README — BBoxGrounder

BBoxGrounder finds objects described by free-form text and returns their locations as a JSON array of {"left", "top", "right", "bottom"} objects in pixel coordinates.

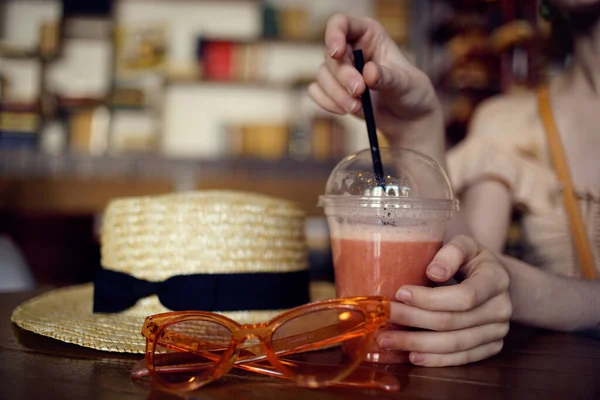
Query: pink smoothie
[
  {"left": 332, "top": 238, "right": 442, "bottom": 299},
  {"left": 331, "top": 237, "right": 442, "bottom": 363}
]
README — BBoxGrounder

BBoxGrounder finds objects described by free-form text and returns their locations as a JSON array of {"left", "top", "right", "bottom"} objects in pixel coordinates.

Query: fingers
[
  {"left": 323, "top": 46, "right": 366, "bottom": 96},
  {"left": 394, "top": 235, "right": 510, "bottom": 313},
  {"left": 362, "top": 62, "right": 406, "bottom": 94},
  {"left": 396, "top": 258, "right": 509, "bottom": 312},
  {"left": 389, "top": 292, "right": 513, "bottom": 332},
  {"left": 377, "top": 322, "right": 509, "bottom": 355},
  {"left": 325, "top": 14, "right": 373, "bottom": 60},
  {"left": 425, "top": 235, "right": 481, "bottom": 282},
  {"left": 307, "top": 83, "right": 346, "bottom": 115},
  {"left": 314, "top": 64, "right": 362, "bottom": 113},
  {"left": 319, "top": 13, "right": 428, "bottom": 119},
  {"left": 409, "top": 340, "right": 504, "bottom": 367}
]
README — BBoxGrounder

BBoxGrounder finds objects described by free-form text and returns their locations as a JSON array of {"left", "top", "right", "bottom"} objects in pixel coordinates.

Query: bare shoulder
[{"left": 468, "top": 91, "right": 540, "bottom": 139}]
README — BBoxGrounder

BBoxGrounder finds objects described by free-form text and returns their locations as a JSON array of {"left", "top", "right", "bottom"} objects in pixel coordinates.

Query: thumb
[
  {"left": 425, "top": 235, "right": 481, "bottom": 283},
  {"left": 362, "top": 61, "right": 411, "bottom": 97},
  {"left": 361, "top": 61, "right": 434, "bottom": 117}
]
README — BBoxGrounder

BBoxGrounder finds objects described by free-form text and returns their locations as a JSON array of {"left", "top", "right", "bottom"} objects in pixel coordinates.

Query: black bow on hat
[{"left": 93, "top": 267, "right": 310, "bottom": 314}]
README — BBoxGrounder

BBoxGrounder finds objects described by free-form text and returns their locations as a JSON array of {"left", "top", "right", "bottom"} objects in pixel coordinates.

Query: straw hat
[{"left": 12, "top": 190, "right": 333, "bottom": 354}]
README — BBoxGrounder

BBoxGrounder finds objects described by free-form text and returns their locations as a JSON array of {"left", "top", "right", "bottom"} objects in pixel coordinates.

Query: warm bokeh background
[{"left": 0, "top": 0, "right": 557, "bottom": 289}]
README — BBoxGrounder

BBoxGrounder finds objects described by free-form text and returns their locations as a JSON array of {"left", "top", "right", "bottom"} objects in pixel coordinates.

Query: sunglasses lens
[
  {"left": 271, "top": 308, "right": 368, "bottom": 383},
  {"left": 152, "top": 319, "right": 232, "bottom": 387}
]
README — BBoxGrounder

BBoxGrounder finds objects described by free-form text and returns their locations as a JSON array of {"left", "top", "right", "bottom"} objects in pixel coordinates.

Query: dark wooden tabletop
[{"left": 1, "top": 291, "right": 599, "bottom": 400}]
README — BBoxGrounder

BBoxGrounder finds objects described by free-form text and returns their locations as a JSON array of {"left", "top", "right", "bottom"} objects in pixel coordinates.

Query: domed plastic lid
[{"left": 318, "top": 148, "right": 459, "bottom": 211}]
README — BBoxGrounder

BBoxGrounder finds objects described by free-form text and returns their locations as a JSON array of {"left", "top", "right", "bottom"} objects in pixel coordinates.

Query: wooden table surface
[{"left": 1, "top": 290, "right": 599, "bottom": 399}]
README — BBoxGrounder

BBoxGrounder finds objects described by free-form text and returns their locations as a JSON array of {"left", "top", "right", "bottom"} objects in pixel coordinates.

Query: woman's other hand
[{"left": 377, "top": 235, "right": 512, "bottom": 366}]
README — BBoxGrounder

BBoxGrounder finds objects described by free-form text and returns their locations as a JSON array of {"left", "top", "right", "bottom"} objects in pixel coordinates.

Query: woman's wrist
[{"left": 386, "top": 108, "right": 447, "bottom": 170}]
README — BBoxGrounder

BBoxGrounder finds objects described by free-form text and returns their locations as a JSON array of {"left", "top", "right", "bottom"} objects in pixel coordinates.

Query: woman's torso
[
  {"left": 449, "top": 87, "right": 600, "bottom": 277},
  {"left": 519, "top": 83, "right": 600, "bottom": 276}
]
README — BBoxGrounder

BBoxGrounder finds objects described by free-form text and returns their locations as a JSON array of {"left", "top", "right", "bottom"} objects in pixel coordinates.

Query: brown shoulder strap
[{"left": 537, "top": 85, "right": 597, "bottom": 280}]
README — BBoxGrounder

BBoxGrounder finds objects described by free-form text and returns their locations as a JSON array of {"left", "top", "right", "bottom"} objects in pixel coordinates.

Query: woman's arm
[
  {"left": 444, "top": 95, "right": 515, "bottom": 253},
  {"left": 445, "top": 181, "right": 512, "bottom": 254},
  {"left": 502, "top": 254, "right": 600, "bottom": 332}
]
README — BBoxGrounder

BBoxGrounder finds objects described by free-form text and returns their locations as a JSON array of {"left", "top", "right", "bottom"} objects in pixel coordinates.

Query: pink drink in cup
[{"left": 319, "top": 148, "right": 458, "bottom": 363}]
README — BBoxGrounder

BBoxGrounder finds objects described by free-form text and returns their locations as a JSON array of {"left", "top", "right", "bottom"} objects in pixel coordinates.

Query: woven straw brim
[{"left": 11, "top": 282, "right": 336, "bottom": 354}]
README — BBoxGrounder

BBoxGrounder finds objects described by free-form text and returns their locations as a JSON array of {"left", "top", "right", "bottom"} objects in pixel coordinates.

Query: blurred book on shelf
[
  {"left": 0, "top": 45, "right": 39, "bottom": 59},
  {"left": 166, "top": 64, "right": 201, "bottom": 82},
  {"left": 0, "top": 101, "right": 38, "bottom": 113},
  {"left": 228, "top": 122, "right": 290, "bottom": 160},
  {"left": 288, "top": 120, "right": 311, "bottom": 161},
  {"left": 310, "top": 116, "right": 346, "bottom": 162},
  {"left": 0, "top": 132, "right": 37, "bottom": 149},
  {"left": 0, "top": 103, "right": 40, "bottom": 149},
  {"left": 234, "top": 42, "right": 261, "bottom": 82},
  {"left": 260, "top": 3, "right": 319, "bottom": 41},
  {"left": 196, "top": 39, "right": 261, "bottom": 83},
  {"left": 110, "top": 110, "right": 158, "bottom": 154},
  {"left": 113, "top": 132, "right": 157, "bottom": 154},
  {"left": 115, "top": 24, "right": 168, "bottom": 79},
  {"left": 68, "top": 107, "right": 109, "bottom": 155},
  {"left": 279, "top": 7, "right": 310, "bottom": 41},
  {"left": 198, "top": 40, "right": 236, "bottom": 81},
  {"left": 226, "top": 116, "right": 347, "bottom": 162},
  {"left": 111, "top": 86, "right": 146, "bottom": 110},
  {"left": 261, "top": 3, "right": 279, "bottom": 39},
  {"left": 0, "top": 111, "right": 39, "bottom": 133},
  {"left": 56, "top": 96, "right": 106, "bottom": 113},
  {"left": 69, "top": 109, "right": 95, "bottom": 153},
  {"left": 39, "top": 21, "right": 60, "bottom": 59}
]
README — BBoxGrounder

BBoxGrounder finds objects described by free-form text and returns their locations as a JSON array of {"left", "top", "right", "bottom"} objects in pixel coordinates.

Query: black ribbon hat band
[{"left": 93, "top": 267, "right": 310, "bottom": 314}]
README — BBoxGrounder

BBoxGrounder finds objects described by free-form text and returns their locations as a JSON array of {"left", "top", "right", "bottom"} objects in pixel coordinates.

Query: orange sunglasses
[{"left": 137, "top": 296, "right": 393, "bottom": 392}]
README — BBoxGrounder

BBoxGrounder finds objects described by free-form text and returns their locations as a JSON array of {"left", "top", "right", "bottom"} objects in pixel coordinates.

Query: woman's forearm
[{"left": 502, "top": 255, "right": 600, "bottom": 332}]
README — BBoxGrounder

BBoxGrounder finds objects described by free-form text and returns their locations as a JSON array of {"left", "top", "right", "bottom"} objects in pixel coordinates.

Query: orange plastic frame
[{"left": 140, "top": 296, "right": 390, "bottom": 392}]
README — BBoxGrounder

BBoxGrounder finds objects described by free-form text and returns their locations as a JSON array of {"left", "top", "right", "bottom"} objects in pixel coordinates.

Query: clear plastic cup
[{"left": 319, "top": 147, "right": 459, "bottom": 363}]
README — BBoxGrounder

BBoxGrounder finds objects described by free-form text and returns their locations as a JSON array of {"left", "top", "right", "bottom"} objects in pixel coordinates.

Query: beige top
[{"left": 447, "top": 93, "right": 600, "bottom": 278}]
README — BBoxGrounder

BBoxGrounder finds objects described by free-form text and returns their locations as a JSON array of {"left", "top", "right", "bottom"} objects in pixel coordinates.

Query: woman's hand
[
  {"left": 377, "top": 235, "right": 512, "bottom": 366},
  {"left": 309, "top": 14, "right": 446, "bottom": 166}
]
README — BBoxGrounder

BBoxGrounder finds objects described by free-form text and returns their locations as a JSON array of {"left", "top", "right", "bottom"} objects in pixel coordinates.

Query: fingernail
[
  {"left": 396, "top": 289, "right": 412, "bottom": 304},
  {"left": 410, "top": 353, "right": 424, "bottom": 364},
  {"left": 379, "top": 337, "right": 393, "bottom": 349},
  {"left": 347, "top": 100, "right": 360, "bottom": 113},
  {"left": 350, "top": 81, "right": 360, "bottom": 96},
  {"left": 427, "top": 264, "right": 448, "bottom": 280},
  {"left": 329, "top": 46, "right": 339, "bottom": 57}
]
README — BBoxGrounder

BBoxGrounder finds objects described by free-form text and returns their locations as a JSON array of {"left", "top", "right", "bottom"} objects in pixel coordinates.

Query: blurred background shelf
[
  {"left": 162, "top": 78, "right": 310, "bottom": 90},
  {"left": 1, "top": 0, "right": 409, "bottom": 219},
  {"left": 0, "top": 0, "right": 556, "bottom": 215},
  {"left": 0, "top": 149, "right": 335, "bottom": 214},
  {"left": 0, "top": 0, "right": 557, "bottom": 288},
  {"left": 1, "top": 0, "right": 406, "bottom": 191}
]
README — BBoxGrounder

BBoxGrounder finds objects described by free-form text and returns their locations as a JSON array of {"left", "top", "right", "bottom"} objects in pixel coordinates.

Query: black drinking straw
[{"left": 353, "top": 49, "right": 386, "bottom": 189}]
